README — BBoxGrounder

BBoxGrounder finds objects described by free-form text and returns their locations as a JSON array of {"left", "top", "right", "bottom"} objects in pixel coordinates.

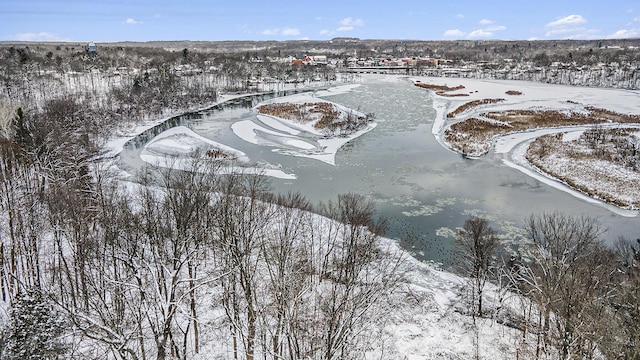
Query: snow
[
  {"left": 138, "top": 126, "right": 297, "bottom": 179},
  {"left": 413, "top": 76, "right": 640, "bottom": 136},
  {"left": 494, "top": 124, "right": 640, "bottom": 217},
  {"left": 101, "top": 93, "right": 256, "bottom": 159},
  {"left": 187, "top": 228, "right": 533, "bottom": 359},
  {"left": 562, "top": 130, "right": 584, "bottom": 142},
  {"left": 231, "top": 91, "right": 377, "bottom": 166},
  {"left": 413, "top": 76, "right": 640, "bottom": 216},
  {"left": 256, "top": 114, "right": 302, "bottom": 135},
  {"left": 366, "top": 238, "right": 531, "bottom": 359}
]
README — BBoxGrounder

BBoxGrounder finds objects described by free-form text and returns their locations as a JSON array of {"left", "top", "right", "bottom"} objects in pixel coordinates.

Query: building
[{"left": 86, "top": 42, "right": 97, "bottom": 54}]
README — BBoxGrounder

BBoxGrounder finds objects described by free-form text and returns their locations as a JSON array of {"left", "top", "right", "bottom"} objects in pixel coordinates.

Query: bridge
[{"left": 346, "top": 66, "right": 414, "bottom": 74}]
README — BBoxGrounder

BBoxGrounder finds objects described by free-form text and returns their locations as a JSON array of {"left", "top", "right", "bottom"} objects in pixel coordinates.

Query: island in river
[{"left": 413, "top": 76, "right": 640, "bottom": 211}]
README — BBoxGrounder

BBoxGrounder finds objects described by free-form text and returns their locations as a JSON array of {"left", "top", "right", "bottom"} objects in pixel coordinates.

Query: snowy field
[
  {"left": 369, "top": 241, "right": 531, "bottom": 360},
  {"left": 234, "top": 90, "right": 376, "bottom": 165},
  {"left": 94, "top": 82, "right": 536, "bottom": 359},
  {"left": 412, "top": 76, "right": 640, "bottom": 214},
  {"left": 106, "top": 85, "right": 376, "bottom": 181}
]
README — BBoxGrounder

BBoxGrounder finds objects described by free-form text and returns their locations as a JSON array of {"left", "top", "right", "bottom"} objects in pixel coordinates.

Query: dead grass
[
  {"left": 526, "top": 132, "right": 640, "bottom": 209},
  {"left": 414, "top": 83, "right": 465, "bottom": 92},
  {"left": 436, "top": 91, "right": 469, "bottom": 97},
  {"left": 444, "top": 118, "right": 511, "bottom": 155},
  {"left": 444, "top": 107, "right": 640, "bottom": 157},
  {"left": 257, "top": 102, "right": 341, "bottom": 129},
  {"left": 256, "top": 101, "right": 368, "bottom": 133},
  {"left": 447, "top": 98, "right": 505, "bottom": 118},
  {"left": 414, "top": 82, "right": 469, "bottom": 97},
  {"left": 505, "top": 90, "right": 522, "bottom": 95},
  {"left": 585, "top": 106, "right": 640, "bottom": 123}
]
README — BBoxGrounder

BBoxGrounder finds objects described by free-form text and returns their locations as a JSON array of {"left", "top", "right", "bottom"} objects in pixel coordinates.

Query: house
[
  {"left": 313, "top": 55, "right": 327, "bottom": 64},
  {"left": 86, "top": 42, "right": 97, "bottom": 54}
]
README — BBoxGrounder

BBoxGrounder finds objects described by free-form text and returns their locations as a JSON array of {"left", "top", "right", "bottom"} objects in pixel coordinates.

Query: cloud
[
  {"left": 261, "top": 27, "right": 301, "bottom": 37},
  {"left": 452, "top": 22, "right": 505, "bottom": 39},
  {"left": 316, "top": 16, "right": 323, "bottom": 21},
  {"left": 486, "top": 25, "right": 506, "bottom": 32},
  {"left": 608, "top": 29, "right": 639, "bottom": 39},
  {"left": 339, "top": 17, "right": 364, "bottom": 27},
  {"left": 456, "top": 14, "right": 464, "bottom": 19},
  {"left": 545, "top": 14, "right": 586, "bottom": 28},
  {"left": 543, "top": 14, "right": 598, "bottom": 38},
  {"left": 261, "top": 28, "right": 278, "bottom": 36},
  {"left": 634, "top": 16, "right": 640, "bottom": 22},
  {"left": 321, "top": 17, "right": 364, "bottom": 34},
  {"left": 125, "top": 18, "right": 142, "bottom": 25},
  {"left": 467, "top": 29, "right": 493, "bottom": 39},
  {"left": 443, "top": 29, "right": 466, "bottom": 37},
  {"left": 12, "top": 32, "right": 71, "bottom": 41},
  {"left": 281, "top": 27, "right": 300, "bottom": 36}
]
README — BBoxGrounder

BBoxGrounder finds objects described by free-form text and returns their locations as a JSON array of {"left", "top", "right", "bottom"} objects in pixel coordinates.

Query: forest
[{"left": 0, "top": 41, "right": 639, "bottom": 359}]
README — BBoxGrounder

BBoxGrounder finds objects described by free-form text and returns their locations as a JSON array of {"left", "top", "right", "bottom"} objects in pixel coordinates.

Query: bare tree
[
  {"left": 605, "top": 237, "right": 640, "bottom": 359},
  {"left": 518, "top": 212, "right": 607, "bottom": 360},
  {"left": 212, "top": 171, "right": 273, "bottom": 360},
  {"left": 313, "top": 193, "right": 403, "bottom": 360},
  {"left": 454, "top": 216, "right": 499, "bottom": 317},
  {"left": 260, "top": 192, "right": 313, "bottom": 359}
]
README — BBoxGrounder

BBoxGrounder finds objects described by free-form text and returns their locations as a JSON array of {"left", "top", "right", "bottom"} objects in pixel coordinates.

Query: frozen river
[{"left": 118, "top": 75, "right": 639, "bottom": 263}]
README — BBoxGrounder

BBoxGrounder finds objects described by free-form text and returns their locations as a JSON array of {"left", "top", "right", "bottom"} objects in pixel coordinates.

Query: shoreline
[
  {"left": 103, "top": 82, "right": 376, "bottom": 180},
  {"left": 411, "top": 76, "right": 640, "bottom": 214}
]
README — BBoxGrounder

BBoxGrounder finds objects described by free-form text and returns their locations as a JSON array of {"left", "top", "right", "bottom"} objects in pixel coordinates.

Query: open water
[{"left": 119, "top": 75, "right": 639, "bottom": 264}]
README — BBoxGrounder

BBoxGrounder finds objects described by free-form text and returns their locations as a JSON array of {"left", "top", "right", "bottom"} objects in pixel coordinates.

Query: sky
[{"left": 1, "top": 0, "right": 639, "bottom": 43}]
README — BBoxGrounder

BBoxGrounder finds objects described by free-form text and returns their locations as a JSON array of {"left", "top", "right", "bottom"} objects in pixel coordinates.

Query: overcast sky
[{"left": 1, "top": 0, "right": 639, "bottom": 42}]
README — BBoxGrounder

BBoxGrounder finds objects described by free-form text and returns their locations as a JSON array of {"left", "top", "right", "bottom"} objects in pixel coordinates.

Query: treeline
[
  {"left": 454, "top": 216, "right": 640, "bottom": 359},
  {"left": 0, "top": 103, "right": 404, "bottom": 359},
  {"left": 2, "top": 41, "right": 640, "bottom": 359},
  {"left": 2, "top": 97, "right": 639, "bottom": 359},
  {"left": 1, "top": 45, "right": 221, "bottom": 123},
  {"left": 0, "top": 44, "right": 336, "bottom": 115}
]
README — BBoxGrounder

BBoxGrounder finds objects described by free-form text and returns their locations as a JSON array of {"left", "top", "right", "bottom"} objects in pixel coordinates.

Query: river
[{"left": 119, "top": 75, "right": 639, "bottom": 264}]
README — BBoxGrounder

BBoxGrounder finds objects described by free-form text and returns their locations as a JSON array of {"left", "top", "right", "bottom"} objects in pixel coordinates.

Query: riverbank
[
  {"left": 234, "top": 89, "right": 377, "bottom": 166},
  {"left": 412, "top": 76, "right": 640, "bottom": 212},
  {"left": 101, "top": 84, "right": 359, "bottom": 180}
]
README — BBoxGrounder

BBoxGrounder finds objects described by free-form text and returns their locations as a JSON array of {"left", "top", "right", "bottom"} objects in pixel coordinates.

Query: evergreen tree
[{"left": 1, "top": 289, "right": 68, "bottom": 360}]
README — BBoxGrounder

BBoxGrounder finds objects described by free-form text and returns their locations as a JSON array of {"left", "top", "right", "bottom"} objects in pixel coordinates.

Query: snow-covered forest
[{"left": 1, "top": 42, "right": 640, "bottom": 359}]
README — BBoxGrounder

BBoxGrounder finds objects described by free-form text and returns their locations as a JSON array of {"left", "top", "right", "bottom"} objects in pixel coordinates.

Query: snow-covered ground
[
  {"left": 102, "top": 92, "right": 255, "bottom": 158},
  {"left": 93, "top": 82, "right": 534, "bottom": 359},
  {"left": 233, "top": 90, "right": 376, "bottom": 165},
  {"left": 493, "top": 124, "right": 640, "bottom": 216},
  {"left": 373, "top": 241, "right": 531, "bottom": 360},
  {"left": 413, "top": 77, "right": 640, "bottom": 129},
  {"left": 412, "top": 76, "right": 640, "bottom": 215},
  {"left": 139, "top": 125, "right": 297, "bottom": 179},
  {"left": 190, "top": 236, "right": 532, "bottom": 359},
  {"left": 104, "top": 84, "right": 376, "bottom": 180}
]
